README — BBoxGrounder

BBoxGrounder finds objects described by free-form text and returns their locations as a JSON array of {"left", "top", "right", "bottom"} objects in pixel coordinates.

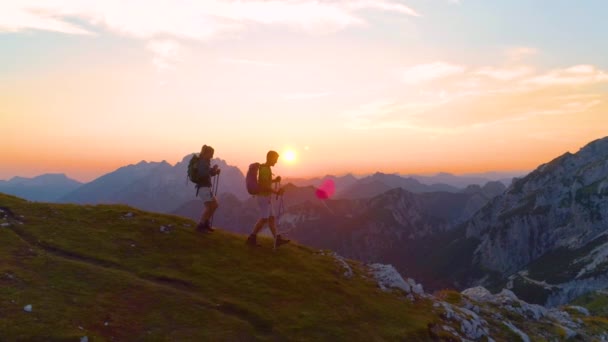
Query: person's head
[
  {"left": 201, "top": 145, "right": 214, "bottom": 159},
  {"left": 266, "top": 150, "right": 279, "bottom": 166}
]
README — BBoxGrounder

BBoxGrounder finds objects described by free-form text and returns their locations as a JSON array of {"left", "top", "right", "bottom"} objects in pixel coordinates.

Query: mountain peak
[{"left": 579, "top": 135, "right": 608, "bottom": 156}]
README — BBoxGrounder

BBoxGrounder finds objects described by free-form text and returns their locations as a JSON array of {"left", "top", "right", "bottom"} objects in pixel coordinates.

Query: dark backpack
[
  {"left": 187, "top": 154, "right": 209, "bottom": 186},
  {"left": 245, "top": 162, "right": 260, "bottom": 195}
]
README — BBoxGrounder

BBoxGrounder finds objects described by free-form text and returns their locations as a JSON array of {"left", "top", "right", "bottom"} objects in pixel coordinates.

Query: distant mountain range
[
  {"left": 58, "top": 155, "right": 249, "bottom": 213},
  {"left": 284, "top": 171, "right": 522, "bottom": 193},
  {"left": 1, "top": 157, "right": 517, "bottom": 214},
  {"left": 0, "top": 174, "right": 82, "bottom": 202},
  {"left": 407, "top": 171, "right": 523, "bottom": 189}
]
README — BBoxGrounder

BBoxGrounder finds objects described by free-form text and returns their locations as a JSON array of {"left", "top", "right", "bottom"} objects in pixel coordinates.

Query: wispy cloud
[
  {"left": 343, "top": 99, "right": 398, "bottom": 129},
  {"left": 282, "top": 91, "right": 332, "bottom": 100},
  {"left": 474, "top": 66, "right": 533, "bottom": 81},
  {"left": 524, "top": 65, "right": 608, "bottom": 86},
  {"left": 147, "top": 40, "right": 181, "bottom": 71},
  {"left": 0, "top": 3, "right": 92, "bottom": 35},
  {"left": 347, "top": 60, "right": 608, "bottom": 132},
  {"left": 401, "top": 62, "right": 466, "bottom": 85},
  {"left": 346, "top": 0, "right": 420, "bottom": 17},
  {"left": 0, "top": 0, "right": 419, "bottom": 38},
  {"left": 220, "top": 58, "right": 279, "bottom": 68},
  {"left": 506, "top": 46, "right": 538, "bottom": 62}
]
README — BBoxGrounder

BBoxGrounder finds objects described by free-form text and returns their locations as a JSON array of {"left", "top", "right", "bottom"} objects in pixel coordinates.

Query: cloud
[
  {"left": 506, "top": 46, "right": 538, "bottom": 62},
  {"left": 282, "top": 91, "right": 332, "bottom": 100},
  {"left": 343, "top": 99, "right": 398, "bottom": 129},
  {"left": 0, "top": 0, "right": 419, "bottom": 38},
  {"left": 0, "top": 3, "right": 92, "bottom": 35},
  {"left": 474, "top": 66, "right": 533, "bottom": 81},
  {"left": 147, "top": 40, "right": 181, "bottom": 71},
  {"left": 347, "top": 60, "right": 608, "bottom": 132},
  {"left": 220, "top": 58, "right": 279, "bottom": 68},
  {"left": 347, "top": 0, "right": 420, "bottom": 17},
  {"left": 524, "top": 65, "right": 608, "bottom": 86},
  {"left": 401, "top": 62, "right": 466, "bottom": 85}
]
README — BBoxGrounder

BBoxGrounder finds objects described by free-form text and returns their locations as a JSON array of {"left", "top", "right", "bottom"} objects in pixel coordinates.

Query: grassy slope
[
  {"left": 572, "top": 291, "right": 608, "bottom": 317},
  {"left": 0, "top": 193, "right": 439, "bottom": 341}
]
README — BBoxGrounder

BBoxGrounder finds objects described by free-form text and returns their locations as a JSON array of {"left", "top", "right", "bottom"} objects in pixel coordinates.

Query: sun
[{"left": 283, "top": 149, "right": 297, "bottom": 164}]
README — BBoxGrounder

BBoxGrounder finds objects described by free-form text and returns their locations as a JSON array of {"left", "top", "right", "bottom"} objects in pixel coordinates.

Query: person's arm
[{"left": 210, "top": 165, "right": 220, "bottom": 176}]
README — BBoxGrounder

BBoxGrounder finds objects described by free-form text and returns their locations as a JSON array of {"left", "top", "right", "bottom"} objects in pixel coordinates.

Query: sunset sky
[{"left": 1, "top": 1, "right": 607, "bottom": 182}]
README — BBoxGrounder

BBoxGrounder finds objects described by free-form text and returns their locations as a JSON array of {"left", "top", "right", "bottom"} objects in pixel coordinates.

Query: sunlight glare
[{"left": 283, "top": 149, "right": 297, "bottom": 164}]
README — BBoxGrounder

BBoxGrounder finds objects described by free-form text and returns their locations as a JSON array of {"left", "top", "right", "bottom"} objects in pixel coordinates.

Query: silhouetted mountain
[
  {"left": 461, "top": 181, "right": 507, "bottom": 199},
  {"left": 336, "top": 180, "right": 393, "bottom": 199},
  {"left": 283, "top": 174, "right": 358, "bottom": 194},
  {"left": 409, "top": 171, "right": 525, "bottom": 188},
  {"left": 0, "top": 173, "right": 82, "bottom": 201},
  {"left": 60, "top": 155, "right": 248, "bottom": 213},
  {"left": 336, "top": 172, "right": 459, "bottom": 199}
]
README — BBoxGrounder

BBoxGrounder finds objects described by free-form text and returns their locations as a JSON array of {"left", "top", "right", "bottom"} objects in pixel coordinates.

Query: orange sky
[{"left": 1, "top": 1, "right": 607, "bottom": 182}]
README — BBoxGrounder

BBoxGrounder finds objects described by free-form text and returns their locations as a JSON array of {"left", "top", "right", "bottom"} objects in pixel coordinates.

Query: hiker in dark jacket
[
  {"left": 246, "top": 150, "right": 290, "bottom": 248},
  {"left": 197, "top": 145, "right": 220, "bottom": 233}
]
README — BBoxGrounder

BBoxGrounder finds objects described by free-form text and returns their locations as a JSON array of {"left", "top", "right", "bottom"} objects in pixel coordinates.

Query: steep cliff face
[{"left": 463, "top": 137, "right": 608, "bottom": 304}]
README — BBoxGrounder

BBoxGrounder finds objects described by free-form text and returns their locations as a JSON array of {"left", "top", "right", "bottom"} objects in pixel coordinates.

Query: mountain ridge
[{"left": 452, "top": 136, "right": 608, "bottom": 305}]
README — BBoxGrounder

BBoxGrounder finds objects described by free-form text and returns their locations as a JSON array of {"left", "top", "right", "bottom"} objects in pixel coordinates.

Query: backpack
[
  {"left": 187, "top": 153, "right": 208, "bottom": 186},
  {"left": 246, "top": 162, "right": 261, "bottom": 195}
]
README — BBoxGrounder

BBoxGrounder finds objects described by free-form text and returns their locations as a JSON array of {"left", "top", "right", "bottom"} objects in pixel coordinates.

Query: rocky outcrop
[{"left": 463, "top": 136, "right": 608, "bottom": 304}]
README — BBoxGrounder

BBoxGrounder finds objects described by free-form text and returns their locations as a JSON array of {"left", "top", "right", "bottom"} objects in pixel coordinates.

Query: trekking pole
[
  {"left": 209, "top": 173, "right": 220, "bottom": 228},
  {"left": 275, "top": 180, "right": 286, "bottom": 233},
  {"left": 213, "top": 172, "right": 220, "bottom": 197}
]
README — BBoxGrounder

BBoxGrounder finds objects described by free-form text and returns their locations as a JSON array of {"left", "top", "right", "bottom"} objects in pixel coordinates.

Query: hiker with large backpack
[
  {"left": 188, "top": 144, "right": 220, "bottom": 233},
  {"left": 246, "top": 150, "right": 290, "bottom": 248}
]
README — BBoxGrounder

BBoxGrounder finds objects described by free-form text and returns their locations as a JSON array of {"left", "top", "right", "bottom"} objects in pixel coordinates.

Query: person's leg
[
  {"left": 267, "top": 216, "right": 277, "bottom": 239},
  {"left": 247, "top": 218, "right": 266, "bottom": 245},
  {"left": 202, "top": 198, "right": 218, "bottom": 224},
  {"left": 272, "top": 216, "right": 290, "bottom": 247},
  {"left": 252, "top": 218, "right": 267, "bottom": 235},
  {"left": 248, "top": 196, "right": 271, "bottom": 245},
  {"left": 267, "top": 200, "right": 289, "bottom": 247},
  {"left": 197, "top": 189, "right": 216, "bottom": 232}
]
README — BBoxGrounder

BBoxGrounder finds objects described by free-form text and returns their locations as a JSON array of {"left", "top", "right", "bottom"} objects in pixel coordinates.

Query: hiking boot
[
  {"left": 274, "top": 235, "right": 290, "bottom": 248},
  {"left": 196, "top": 222, "right": 215, "bottom": 233},
  {"left": 246, "top": 234, "right": 260, "bottom": 247}
]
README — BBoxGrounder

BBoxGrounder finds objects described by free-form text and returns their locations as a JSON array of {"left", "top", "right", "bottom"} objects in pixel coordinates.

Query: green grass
[
  {"left": 0, "top": 193, "right": 441, "bottom": 341},
  {"left": 572, "top": 291, "right": 608, "bottom": 317}
]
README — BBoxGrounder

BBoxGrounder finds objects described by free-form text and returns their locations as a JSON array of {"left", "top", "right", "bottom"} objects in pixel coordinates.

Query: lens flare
[{"left": 315, "top": 179, "right": 335, "bottom": 199}]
